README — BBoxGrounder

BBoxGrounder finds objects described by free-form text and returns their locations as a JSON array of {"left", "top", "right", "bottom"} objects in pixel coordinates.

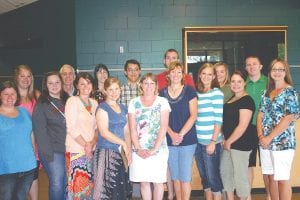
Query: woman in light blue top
[
  {"left": 0, "top": 81, "right": 36, "bottom": 200},
  {"left": 195, "top": 63, "right": 224, "bottom": 200},
  {"left": 93, "top": 77, "right": 132, "bottom": 199}
]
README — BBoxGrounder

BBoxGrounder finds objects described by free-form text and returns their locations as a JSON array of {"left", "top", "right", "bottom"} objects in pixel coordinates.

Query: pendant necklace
[{"left": 80, "top": 97, "right": 92, "bottom": 115}]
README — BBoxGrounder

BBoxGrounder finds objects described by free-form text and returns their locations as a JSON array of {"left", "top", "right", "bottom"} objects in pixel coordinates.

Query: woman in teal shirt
[{"left": 0, "top": 81, "right": 36, "bottom": 200}]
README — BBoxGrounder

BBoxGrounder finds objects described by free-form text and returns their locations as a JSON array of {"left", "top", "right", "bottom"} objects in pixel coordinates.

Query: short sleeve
[
  {"left": 240, "top": 95, "right": 255, "bottom": 112},
  {"left": 128, "top": 97, "right": 137, "bottom": 114},
  {"left": 259, "top": 90, "right": 267, "bottom": 113},
  {"left": 184, "top": 74, "right": 196, "bottom": 89},
  {"left": 186, "top": 86, "right": 197, "bottom": 101},
  {"left": 159, "top": 96, "right": 171, "bottom": 112},
  {"left": 284, "top": 88, "right": 300, "bottom": 119}
]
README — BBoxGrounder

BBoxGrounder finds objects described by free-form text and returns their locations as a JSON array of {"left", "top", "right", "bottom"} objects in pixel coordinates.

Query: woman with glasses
[
  {"left": 257, "top": 58, "right": 299, "bottom": 200},
  {"left": 128, "top": 73, "right": 171, "bottom": 200}
]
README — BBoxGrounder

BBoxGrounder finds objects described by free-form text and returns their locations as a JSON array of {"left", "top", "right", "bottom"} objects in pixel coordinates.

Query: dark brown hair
[
  {"left": 0, "top": 81, "right": 20, "bottom": 106},
  {"left": 39, "top": 71, "right": 69, "bottom": 104},
  {"left": 74, "top": 72, "right": 94, "bottom": 97}
]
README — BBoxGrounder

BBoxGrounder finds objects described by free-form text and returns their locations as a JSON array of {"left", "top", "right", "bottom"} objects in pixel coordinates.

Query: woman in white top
[{"left": 128, "top": 73, "right": 171, "bottom": 200}]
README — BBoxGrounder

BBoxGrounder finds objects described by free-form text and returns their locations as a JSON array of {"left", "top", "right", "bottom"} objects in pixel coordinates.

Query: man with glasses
[
  {"left": 120, "top": 59, "right": 142, "bottom": 198},
  {"left": 120, "top": 59, "right": 142, "bottom": 107}
]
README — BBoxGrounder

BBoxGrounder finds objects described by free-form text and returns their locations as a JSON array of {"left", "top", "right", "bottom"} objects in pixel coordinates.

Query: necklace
[
  {"left": 169, "top": 85, "right": 183, "bottom": 97},
  {"left": 79, "top": 97, "right": 92, "bottom": 115}
]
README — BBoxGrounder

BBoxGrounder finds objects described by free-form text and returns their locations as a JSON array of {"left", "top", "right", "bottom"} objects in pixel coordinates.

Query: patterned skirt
[
  {"left": 65, "top": 152, "right": 94, "bottom": 200},
  {"left": 93, "top": 148, "right": 132, "bottom": 200}
]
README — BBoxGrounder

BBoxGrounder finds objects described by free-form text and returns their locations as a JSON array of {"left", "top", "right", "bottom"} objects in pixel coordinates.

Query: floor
[{"left": 38, "top": 170, "right": 300, "bottom": 200}]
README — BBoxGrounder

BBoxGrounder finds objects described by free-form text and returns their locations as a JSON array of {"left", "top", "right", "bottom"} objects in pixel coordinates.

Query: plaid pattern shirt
[{"left": 120, "top": 82, "right": 140, "bottom": 107}]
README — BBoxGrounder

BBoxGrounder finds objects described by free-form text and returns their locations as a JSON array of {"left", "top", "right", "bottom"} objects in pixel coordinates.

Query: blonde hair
[
  {"left": 139, "top": 73, "right": 158, "bottom": 96},
  {"left": 14, "top": 64, "right": 37, "bottom": 102},
  {"left": 104, "top": 77, "right": 121, "bottom": 90},
  {"left": 214, "top": 62, "right": 230, "bottom": 86}
]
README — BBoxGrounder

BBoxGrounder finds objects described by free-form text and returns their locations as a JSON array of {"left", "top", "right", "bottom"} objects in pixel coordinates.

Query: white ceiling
[{"left": 0, "top": 0, "right": 38, "bottom": 15}]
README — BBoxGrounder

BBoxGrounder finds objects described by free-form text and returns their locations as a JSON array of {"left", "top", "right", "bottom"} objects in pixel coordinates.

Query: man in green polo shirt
[{"left": 245, "top": 56, "right": 269, "bottom": 200}]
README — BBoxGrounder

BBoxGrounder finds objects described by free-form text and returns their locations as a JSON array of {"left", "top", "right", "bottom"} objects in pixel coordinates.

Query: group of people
[{"left": 0, "top": 49, "right": 299, "bottom": 200}]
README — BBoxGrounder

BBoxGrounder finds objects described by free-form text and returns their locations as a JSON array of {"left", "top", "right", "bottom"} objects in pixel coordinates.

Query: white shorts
[{"left": 260, "top": 147, "right": 295, "bottom": 180}]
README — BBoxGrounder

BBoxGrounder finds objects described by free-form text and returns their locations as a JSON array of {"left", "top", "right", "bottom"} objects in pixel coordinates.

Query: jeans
[
  {"left": 195, "top": 143, "right": 223, "bottom": 193},
  {"left": 0, "top": 168, "right": 35, "bottom": 200},
  {"left": 39, "top": 152, "right": 66, "bottom": 200},
  {"left": 168, "top": 144, "right": 196, "bottom": 182}
]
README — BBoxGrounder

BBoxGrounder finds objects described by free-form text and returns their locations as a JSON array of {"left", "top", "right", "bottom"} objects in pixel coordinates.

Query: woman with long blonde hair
[{"left": 14, "top": 64, "right": 40, "bottom": 200}]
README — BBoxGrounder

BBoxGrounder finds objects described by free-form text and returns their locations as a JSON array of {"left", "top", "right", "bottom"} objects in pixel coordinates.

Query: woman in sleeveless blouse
[{"left": 93, "top": 77, "right": 132, "bottom": 199}]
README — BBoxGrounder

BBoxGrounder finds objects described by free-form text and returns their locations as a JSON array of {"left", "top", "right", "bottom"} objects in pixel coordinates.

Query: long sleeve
[
  {"left": 65, "top": 97, "right": 82, "bottom": 139},
  {"left": 32, "top": 103, "right": 54, "bottom": 162},
  {"left": 65, "top": 96, "right": 97, "bottom": 153}
]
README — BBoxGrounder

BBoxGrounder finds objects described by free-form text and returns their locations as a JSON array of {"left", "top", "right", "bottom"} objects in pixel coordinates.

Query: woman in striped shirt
[{"left": 195, "top": 63, "right": 224, "bottom": 200}]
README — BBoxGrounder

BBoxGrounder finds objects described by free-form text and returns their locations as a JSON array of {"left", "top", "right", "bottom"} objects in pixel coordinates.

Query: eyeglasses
[
  {"left": 142, "top": 82, "right": 155, "bottom": 86},
  {"left": 127, "top": 68, "right": 140, "bottom": 73},
  {"left": 271, "top": 68, "right": 285, "bottom": 73}
]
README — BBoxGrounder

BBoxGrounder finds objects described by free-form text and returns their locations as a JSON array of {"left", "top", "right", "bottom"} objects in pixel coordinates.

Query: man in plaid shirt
[
  {"left": 120, "top": 59, "right": 142, "bottom": 198},
  {"left": 120, "top": 59, "right": 141, "bottom": 107}
]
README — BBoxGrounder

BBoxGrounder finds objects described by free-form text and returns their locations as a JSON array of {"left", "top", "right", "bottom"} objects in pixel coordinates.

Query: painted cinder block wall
[{"left": 75, "top": 0, "right": 300, "bottom": 88}]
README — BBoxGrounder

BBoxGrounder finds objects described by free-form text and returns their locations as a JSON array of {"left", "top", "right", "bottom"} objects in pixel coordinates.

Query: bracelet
[
  {"left": 258, "top": 135, "right": 264, "bottom": 139},
  {"left": 210, "top": 139, "right": 217, "bottom": 143},
  {"left": 132, "top": 149, "right": 139, "bottom": 153}
]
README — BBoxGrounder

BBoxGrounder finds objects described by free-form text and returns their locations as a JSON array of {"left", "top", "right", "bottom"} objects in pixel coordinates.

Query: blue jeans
[
  {"left": 195, "top": 143, "right": 223, "bottom": 193},
  {"left": 168, "top": 144, "right": 196, "bottom": 182},
  {"left": 39, "top": 152, "right": 66, "bottom": 200},
  {"left": 0, "top": 168, "right": 35, "bottom": 200}
]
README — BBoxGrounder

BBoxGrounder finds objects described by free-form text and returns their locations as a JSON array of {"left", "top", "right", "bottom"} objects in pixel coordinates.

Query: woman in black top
[{"left": 220, "top": 71, "right": 257, "bottom": 200}]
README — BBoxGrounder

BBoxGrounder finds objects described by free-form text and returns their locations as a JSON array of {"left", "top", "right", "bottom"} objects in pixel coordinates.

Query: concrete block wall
[{"left": 75, "top": 0, "right": 300, "bottom": 87}]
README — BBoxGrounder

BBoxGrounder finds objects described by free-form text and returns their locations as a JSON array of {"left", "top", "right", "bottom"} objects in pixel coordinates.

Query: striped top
[{"left": 196, "top": 88, "right": 224, "bottom": 145}]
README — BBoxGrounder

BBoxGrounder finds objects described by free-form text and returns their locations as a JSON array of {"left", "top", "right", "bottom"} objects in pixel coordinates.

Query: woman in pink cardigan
[{"left": 65, "top": 72, "right": 98, "bottom": 200}]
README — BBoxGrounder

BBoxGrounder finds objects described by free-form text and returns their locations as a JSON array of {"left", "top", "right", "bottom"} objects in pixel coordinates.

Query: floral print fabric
[{"left": 260, "top": 87, "right": 300, "bottom": 151}]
